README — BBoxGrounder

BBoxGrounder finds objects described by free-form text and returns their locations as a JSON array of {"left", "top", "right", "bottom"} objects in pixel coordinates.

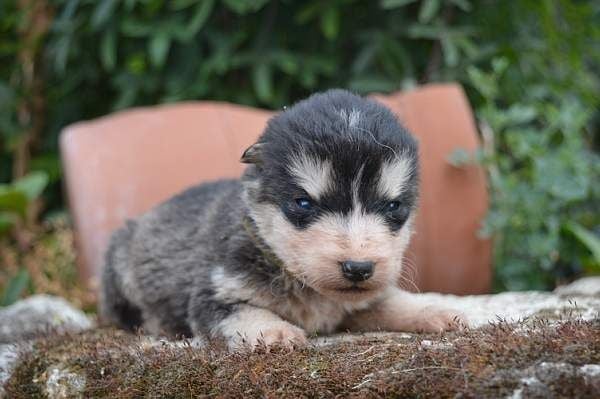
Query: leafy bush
[
  {"left": 449, "top": 1, "right": 600, "bottom": 289},
  {"left": 0, "top": 0, "right": 598, "bottom": 293},
  {"left": 452, "top": 58, "right": 600, "bottom": 290},
  {"left": 0, "top": 171, "right": 48, "bottom": 305}
]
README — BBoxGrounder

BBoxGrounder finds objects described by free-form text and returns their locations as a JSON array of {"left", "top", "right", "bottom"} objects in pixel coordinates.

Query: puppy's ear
[{"left": 241, "top": 142, "right": 264, "bottom": 164}]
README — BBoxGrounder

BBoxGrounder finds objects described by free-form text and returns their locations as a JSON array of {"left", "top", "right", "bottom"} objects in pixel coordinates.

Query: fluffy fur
[{"left": 100, "top": 89, "right": 466, "bottom": 349}]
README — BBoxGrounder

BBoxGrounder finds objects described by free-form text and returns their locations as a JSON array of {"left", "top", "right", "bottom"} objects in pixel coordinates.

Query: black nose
[{"left": 340, "top": 261, "right": 374, "bottom": 282}]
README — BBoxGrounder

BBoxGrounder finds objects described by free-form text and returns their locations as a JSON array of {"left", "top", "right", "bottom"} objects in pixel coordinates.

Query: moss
[
  {"left": 4, "top": 319, "right": 599, "bottom": 398},
  {"left": 6, "top": 352, "right": 47, "bottom": 398}
]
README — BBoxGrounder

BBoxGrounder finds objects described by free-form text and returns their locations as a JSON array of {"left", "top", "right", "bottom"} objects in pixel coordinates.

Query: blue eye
[
  {"left": 295, "top": 198, "right": 313, "bottom": 210},
  {"left": 386, "top": 201, "right": 401, "bottom": 212}
]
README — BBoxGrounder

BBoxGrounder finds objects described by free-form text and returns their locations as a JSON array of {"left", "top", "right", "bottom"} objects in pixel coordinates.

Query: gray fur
[{"left": 101, "top": 181, "right": 249, "bottom": 337}]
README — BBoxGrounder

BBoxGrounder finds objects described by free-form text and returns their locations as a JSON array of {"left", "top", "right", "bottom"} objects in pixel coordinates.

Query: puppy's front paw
[
  {"left": 415, "top": 306, "right": 468, "bottom": 333},
  {"left": 257, "top": 323, "right": 308, "bottom": 349},
  {"left": 231, "top": 322, "right": 308, "bottom": 350}
]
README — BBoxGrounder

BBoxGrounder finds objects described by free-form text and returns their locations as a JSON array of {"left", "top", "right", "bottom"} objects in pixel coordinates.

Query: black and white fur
[{"left": 100, "top": 89, "right": 466, "bottom": 349}]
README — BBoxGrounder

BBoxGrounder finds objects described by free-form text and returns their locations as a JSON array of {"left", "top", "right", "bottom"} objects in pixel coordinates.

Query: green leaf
[
  {"left": 447, "top": 148, "right": 472, "bottom": 167},
  {"left": 380, "top": 0, "right": 418, "bottom": 9},
  {"left": 222, "top": 0, "right": 269, "bottom": 14},
  {"left": 382, "top": 36, "right": 416, "bottom": 79},
  {"left": 121, "top": 20, "right": 153, "bottom": 38},
  {"left": 124, "top": 0, "right": 136, "bottom": 11},
  {"left": 1, "top": 268, "right": 30, "bottom": 307},
  {"left": 352, "top": 43, "right": 378, "bottom": 74},
  {"left": 406, "top": 24, "right": 444, "bottom": 39},
  {"left": 252, "top": 63, "right": 273, "bottom": 103},
  {"left": 91, "top": 0, "right": 118, "bottom": 30},
  {"left": 491, "top": 57, "right": 509, "bottom": 74},
  {"left": 126, "top": 52, "right": 147, "bottom": 74},
  {"left": 441, "top": 37, "right": 459, "bottom": 67},
  {"left": 13, "top": 171, "right": 49, "bottom": 201},
  {"left": 295, "top": 2, "right": 321, "bottom": 23},
  {"left": 100, "top": 29, "right": 117, "bottom": 70},
  {"left": 0, "top": 189, "right": 28, "bottom": 217},
  {"left": 0, "top": 212, "right": 16, "bottom": 235},
  {"left": 53, "top": 36, "right": 71, "bottom": 74},
  {"left": 564, "top": 222, "right": 600, "bottom": 266},
  {"left": 348, "top": 77, "right": 397, "bottom": 93},
  {"left": 467, "top": 66, "right": 497, "bottom": 100},
  {"left": 170, "top": 0, "right": 200, "bottom": 10},
  {"left": 320, "top": 7, "right": 340, "bottom": 40},
  {"left": 504, "top": 104, "right": 537, "bottom": 126},
  {"left": 182, "top": 0, "right": 214, "bottom": 40},
  {"left": 533, "top": 155, "right": 589, "bottom": 201},
  {"left": 448, "top": 0, "right": 471, "bottom": 11},
  {"left": 29, "top": 155, "right": 62, "bottom": 183},
  {"left": 419, "top": 0, "right": 440, "bottom": 23},
  {"left": 273, "top": 52, "right": 299, "bottom": 75},
  {"left": 149, "top": 32, "right": 171, "bottom": 68},
  {"left": 113, "top": 86, "right": 138, "bottom": 110}
]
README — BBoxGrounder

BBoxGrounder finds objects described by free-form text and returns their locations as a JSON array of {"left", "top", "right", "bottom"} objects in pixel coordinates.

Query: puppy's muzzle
[{"left": 340, "top": 260, "right": 374, "bottom": 282}]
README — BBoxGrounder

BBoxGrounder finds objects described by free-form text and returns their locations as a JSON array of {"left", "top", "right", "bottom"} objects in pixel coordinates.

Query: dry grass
[
  {"left": 0, "top": 220, "right": 95, "bottom": 311},
  {"left": 5, "top": 318, "right": 599, "bottom": 398}
]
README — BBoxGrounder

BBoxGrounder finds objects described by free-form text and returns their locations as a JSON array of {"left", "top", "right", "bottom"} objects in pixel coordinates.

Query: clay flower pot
[{"left": 60, "top": 84, "right": 491, "bottom": 294}]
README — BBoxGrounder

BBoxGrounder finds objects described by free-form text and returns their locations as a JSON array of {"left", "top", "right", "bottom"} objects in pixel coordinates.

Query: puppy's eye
[
  {"left": 284, "top": 197, "right": 317, "bottom": 229},
  {"left": 382, "top": 201, "right": 410, "bottom": 232},
  {"left": 386, "top": 201, "right": 401, "bottom": 212},
  {"left": 295, "top": 198, "right": 313, "bottom": 210}
]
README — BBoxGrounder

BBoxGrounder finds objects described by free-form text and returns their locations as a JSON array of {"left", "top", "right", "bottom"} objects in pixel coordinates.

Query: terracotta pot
[{"left": 60, "top": 83, "right": 492, "bottom": 294}]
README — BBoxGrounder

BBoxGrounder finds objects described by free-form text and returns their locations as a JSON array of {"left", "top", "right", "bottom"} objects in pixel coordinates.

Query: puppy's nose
[{"left": 340, "top": 260, "right": 374, "bottom": 282}]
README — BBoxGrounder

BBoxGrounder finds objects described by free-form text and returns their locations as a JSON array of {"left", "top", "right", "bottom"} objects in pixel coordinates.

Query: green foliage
[
  {"left": 447, "top": 1, "right": 600, "bottom": 290},
  {"left": 0, "top": 0, "right": 598, "bottom": 291},
  {"left": 0, "top": 171, "right": 48, "bottom": 306},
  {"left": 0, "top": 171, "right": 49, "bottom": 235},
  {"left": 465, "top": 60, "right": 599, "bottom": 289},
  {"left": 564, "top": 222, "right": 600, "bottom": 268},
  {"left": 1, "top": 268, "right": 30, "bottom": 306}
]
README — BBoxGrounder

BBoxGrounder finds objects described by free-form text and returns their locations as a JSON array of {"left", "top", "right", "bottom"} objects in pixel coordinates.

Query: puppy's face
[{"left": 242, "top": 90, "right": 418, "bottom": 303}]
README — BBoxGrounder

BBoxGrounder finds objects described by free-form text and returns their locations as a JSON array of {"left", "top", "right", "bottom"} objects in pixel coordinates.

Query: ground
[
  {"left": 3, "top": 320, "right": 599, "bottom": 398},
  {"left": 1, "top": 277, "right": 599, "bottom": 398}
]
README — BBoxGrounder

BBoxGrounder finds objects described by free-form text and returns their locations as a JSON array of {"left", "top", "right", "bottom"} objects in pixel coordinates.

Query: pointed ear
[{"left": 240, "top": 142, "right": 264, "bottom": 164}]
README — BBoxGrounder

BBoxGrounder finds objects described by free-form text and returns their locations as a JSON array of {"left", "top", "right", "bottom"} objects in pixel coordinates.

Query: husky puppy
[{"left": 100, "top": 89, "right": 466, "bottom": 349}]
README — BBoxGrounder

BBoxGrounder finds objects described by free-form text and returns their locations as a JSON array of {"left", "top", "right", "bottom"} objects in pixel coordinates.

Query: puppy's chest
[
  {"left": 210, "top": 267, "right": 368, "bottom": 333},
  {"left": 267, "top": 295, "right": 348, "bottom": 333},
  {"left": 263, "top": 291, "right": 380, "bottom": 334}
]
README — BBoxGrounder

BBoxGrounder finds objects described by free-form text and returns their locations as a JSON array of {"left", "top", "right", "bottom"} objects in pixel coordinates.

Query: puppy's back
[{"left": 99, "top": 179, "right": 244, "bottom": 333}]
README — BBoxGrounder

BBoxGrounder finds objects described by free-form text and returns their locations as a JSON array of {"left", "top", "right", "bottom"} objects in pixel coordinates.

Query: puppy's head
[{"left": 242, "top": 89, "right": 418, "bottom": 302}]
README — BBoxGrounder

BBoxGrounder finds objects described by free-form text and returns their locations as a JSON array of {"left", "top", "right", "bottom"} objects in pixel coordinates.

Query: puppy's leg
[
  {"left": 213, "top": 305, "right": 308, "bottom": 350},
  {"left": 343, "top": 287, "right": 467, "bottom": 333},
  {"left": 100, "top": 222, "right": 143, "bottom": 331},
  {"left": 188, "top": 288, "right": 307, "bottom": 350}
]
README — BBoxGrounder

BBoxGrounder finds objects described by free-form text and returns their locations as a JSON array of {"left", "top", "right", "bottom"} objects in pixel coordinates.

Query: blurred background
[{"left": 0, "top": 0, "right": 598, "bottom": 309}]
